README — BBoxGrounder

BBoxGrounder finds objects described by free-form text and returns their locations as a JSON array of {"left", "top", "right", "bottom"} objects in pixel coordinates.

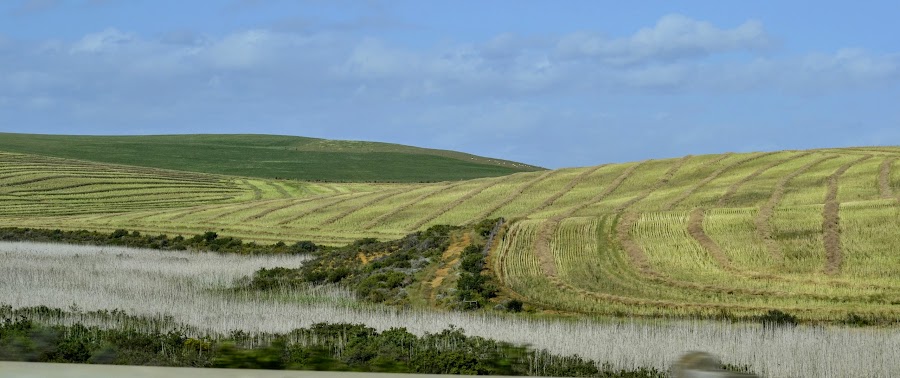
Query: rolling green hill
[
  {"left": 3, "top": 146, "right": 900, "bottom": 321},
  {"left": 0, "top": 133, "right": 543, "bottom": 182}
]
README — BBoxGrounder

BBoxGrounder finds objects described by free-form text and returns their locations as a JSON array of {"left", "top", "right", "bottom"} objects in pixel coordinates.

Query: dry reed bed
[{"left": 2, "top": 241, "right": 898, "bottom": 378}]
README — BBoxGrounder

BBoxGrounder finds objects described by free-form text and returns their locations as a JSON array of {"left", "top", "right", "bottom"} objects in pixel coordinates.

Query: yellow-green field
[{"left": 3, "top": 147, "right": 900, "bottom": 320}]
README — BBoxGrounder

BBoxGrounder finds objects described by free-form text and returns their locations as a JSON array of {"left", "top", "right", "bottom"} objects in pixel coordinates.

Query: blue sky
[{"left": 1, "top": 0, "right": 899, "bottom": 168}]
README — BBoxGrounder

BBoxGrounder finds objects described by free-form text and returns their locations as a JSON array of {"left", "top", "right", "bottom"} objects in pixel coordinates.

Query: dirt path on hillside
[
  {"left": 754, "top": 155, "right": 836, "bottom": 263},
  {"left": 879, "top": 157, "right": 896, "bottom": 199},
  {"left": 429, "top": 233, "right": 471, "bottom": 303},
  {"left": 823, "top": 155, "right": 872, "bottom": 275}
]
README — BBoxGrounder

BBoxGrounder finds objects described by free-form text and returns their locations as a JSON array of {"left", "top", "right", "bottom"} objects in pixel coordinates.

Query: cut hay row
[
  {"left": 878, "top": 157, "right": 896, "bottom": 199},
  {"left": 0, "top": 175, "right": 71, "bottom": 187},
  {"left": 662, "top": 152, "right": 775, "bottom": 210},
  {"left": 243, "top": 180, "right": 264, "bottom": 200},
  {"left": 529, "top": 161, "right": 649, "bottom": 277},
  {"left": 361, "top": 182, "right": 462, "bottom": 230},
  {"left": 197, "top": 198, "right": 290, "bottom": 223},
  {"left": 407, "top": 176, "right": 512, "bottom": 231},
  {"left": 318, "top": 188, "right": 409, "bottom": 226},
  {"left": 8, "top": 189, "right": 241, "bottom": 203},
  {"left": 0, "top": 197, "right": 236, "bottom": 217},
  {"left": 471, "top": 170, "right": 557, "bottom": 222},
  {"left": 615, "top": 156, "right": 690, "bottom": 212},
  {"left": 268, "top": 181, "right": 292, "bottom": 199},
  {"left": 570, "top": 161, "right": 646, "bottom": 216},
  {"left": 527, "top": 165, "right": 608, "bottom": 216},
  {"left": 686, "top": 208, "right": 736, "bottom": 271},
  {"left": 535, "top": 219, "right": 821, "bottom": 312},
  {"left": 241, "top": 197, "right": 329, "bottom": 222},
  {"left": 823, "top": 155, "right": 873, "bottom": 275},
  {"left": 9, "top": 184, "right": 240, "bottom": 197},
  {"left": 277, "top": 192, "right": 374, "bottom": 226},
  {"left": 754, "top": 155, "right": 837, "bottom": 263},
  {"left": 717, "top": 152, "right": 811, "bottom": 206},
  {"left": 626, "top": 212, "right": 888, "bottom": 303}
]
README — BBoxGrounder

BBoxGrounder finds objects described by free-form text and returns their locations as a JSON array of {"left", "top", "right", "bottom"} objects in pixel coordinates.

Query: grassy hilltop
[
  {"left": 2, "top": 145, "right": 900, "bottom": 322},
  {"left": 0, "top": 133, "right": 543, "bottom": 182}
]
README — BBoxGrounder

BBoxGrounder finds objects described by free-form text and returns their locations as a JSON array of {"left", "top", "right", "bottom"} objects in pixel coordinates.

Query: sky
[{"left": 1, "top": 1, "right": 899, "bottom": 168}]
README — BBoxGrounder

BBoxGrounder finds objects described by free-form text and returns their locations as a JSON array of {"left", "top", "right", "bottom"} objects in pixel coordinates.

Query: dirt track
[
  {"left": 878, "top": 157, "right": 896, "bottom": 199},
  {"left": 754, "top": 155, "right": 836, "bottom": 263},
  {"left": 823, "top": 155, "right": 872, "bottom": 275}
]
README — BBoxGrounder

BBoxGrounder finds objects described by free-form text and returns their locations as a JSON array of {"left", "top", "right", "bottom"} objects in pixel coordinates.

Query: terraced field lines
[
  {"left": 663, "top": 152, "right": 774, "bottom": 210},
  {"left": 362, "top": 182, "right": 460, "bottom": 230},
  {"left": 472, "top": 171, "right": 557, "bottom": 221},
  {"left": 755, "top": 155, "right": 837, "bottom": 263},
  {"left": 319, "top": 188, "right": 408, "bottom": 226},
  {"left": 878, "top": 157, "right": 896, "bottom": 199},
  {"left": 407, "top": 177, "right": 512, "bottom": 231},
  {"left": 717, "top": 152, "right": 811, "bottom": 206},
  {"left": 277, "top": 192, "right": 369, "bottom": 226},
  {"left": 529, "top": 165, "right": 607, "bottom": 216},
  {"left": 567, "top": 161, "right": 645, "bottom": 218},
  {"left": 615, "top": 156, "right": 689, "bottom": 212},
  {"left": 823, "top": 155, "right": 873, "bottom": 275}
]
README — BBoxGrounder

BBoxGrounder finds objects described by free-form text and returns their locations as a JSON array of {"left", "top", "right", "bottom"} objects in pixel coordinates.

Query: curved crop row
[
  {"left": 527, "top": 165, "right": 607, "bottom": 216},
  {"left": 615, "top": 156, "right": 690, "bottom": 212},
  {"left": 663, "top": 152, "right": 775, "bottom": 210},
  {"left": 407, "top": 176, "right": 512, "bottom": 231},
  {"left": 754, "top": 155, "right": 836, "bottom": 263},
  {"left": 878, "top": 157, "right": 896, "bottom": 199},
  {"left": 717, "top": 152, "right": 811, "bottom": 206},
  {"left": 472, "top": 170, "right": 557, "bottom": 221},
  {"left": 823, "top": 155, "right": 872, "bottom": 275},
  {"left": 319, "top": 188, "right": 409, "bottom": 226},
  {"left": 361, "top": 182, "right": 462, "bottom": 230}
]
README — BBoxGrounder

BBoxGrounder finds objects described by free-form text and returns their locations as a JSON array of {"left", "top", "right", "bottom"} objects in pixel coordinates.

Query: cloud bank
[{"left": 1, "top": 14, "right": 898, "bottom": 167}]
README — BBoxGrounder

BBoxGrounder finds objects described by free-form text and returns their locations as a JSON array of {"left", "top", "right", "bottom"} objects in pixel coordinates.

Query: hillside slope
[
  {"left": 3, "top": 146, "right": 900, "bottom": 320},
  {"left": 0, "top": 133, "right": 543, "bottom": 182}
]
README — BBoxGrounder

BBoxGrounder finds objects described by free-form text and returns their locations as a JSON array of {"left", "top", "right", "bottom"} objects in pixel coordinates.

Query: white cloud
[
  {"left": 557, "top": 14, "right": 771, "bottom": 65},
  {"left": 70, "top": 28, "right": 134, "bottom": 54}
]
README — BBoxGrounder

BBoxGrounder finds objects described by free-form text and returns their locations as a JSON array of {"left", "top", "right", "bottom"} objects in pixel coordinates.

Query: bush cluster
[
  {"left": 456, "top": 244, "right": 499, "bottom": 309},
  {"left": 0, "top": 227, "right": 317, "bottom": 255},
  {"left": 0, "top": 310, "right": 667, "bottom": 377}
]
